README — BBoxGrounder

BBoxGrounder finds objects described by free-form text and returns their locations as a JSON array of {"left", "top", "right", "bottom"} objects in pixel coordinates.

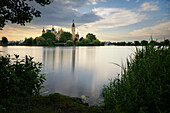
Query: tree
[
  {"left": 2, "top": 36, "right": 8, "bottom": 44},
  {"left": 134, "top": 41, "right": 140, "bottom": 46},
  {"left": 41, "top": 32, "right": 56, "bottom": 42},
  {"left": 46, "top": 38, "right": 53, "bottom": 46},
  {"left": 79, "top": 37, "right": 84, "bottom": 41},
  {"left": 75, "top": 40, "right": 79, "bottom": 46},
  {"left": 149, "top": 40, "right": 157, "bottom": 45},
  {"left": 127, "top": 42, "right": 133, "bottom": 46},
  {"left": 84, "top": 38, "right": 91, "bottom": 45},
  {"left": 141, "top": 40, "right": 148, "bottom": 46},
  {"left": 164, "top": 39, "right": 169, "bottom": 46},
  {"left": 35, "top": 36, "right": 46, "bottom": 46},
  {"left": 24, "top": 37, "right": 33, "bottom": 46},
  {"left": 59, "top": 32, "right": 72, "bottom": 43},
  {"left": 86, "top": 33, "right": 96, "bottom": 42},
  {"left": 0, "top": 0, "right": 51, "bottom": 29},
  {"left": 93, "top": 39, "right": 100, "bottom": 46},
  {"left": 66, "top": 40, "right": 74, "bottom": 46}
]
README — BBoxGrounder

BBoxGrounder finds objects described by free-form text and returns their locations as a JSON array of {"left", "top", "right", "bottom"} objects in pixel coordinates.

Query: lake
[{"left": 0, "top": 46, "right": 137, "bottom": 105}]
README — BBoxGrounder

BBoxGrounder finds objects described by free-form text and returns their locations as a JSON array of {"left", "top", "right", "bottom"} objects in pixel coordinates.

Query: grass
[
  {"left": 102, "top": 45, "right": 170, "bottom": 113},
  {"left": 0, "top": 93, "right": 104, "bottom": 113}
]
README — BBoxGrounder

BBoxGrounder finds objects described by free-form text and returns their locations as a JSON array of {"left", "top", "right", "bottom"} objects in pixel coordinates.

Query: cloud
[
  {"left": 136, "top": 0, "right": 139, "bottom": 3},
  {"left": 0, "top": 24, "right": 42, "bottom": 40},
  {"left": 139, "top": 2, "right": 159, "bottom": 11},
  {"left": 126, "top": 0, "right": 130, "bottom": 2},
  {"left": 78, "top": 7, "right": 145, "bottom": 35},
  {"left": 130, "top": 21, "right": 170, "bottom": 39},
  {"left": 0, "top": 0, "right": 105, "bottom": 40},
  {"left": 28, "top": 0, "right": 102, "bottom": 26}
]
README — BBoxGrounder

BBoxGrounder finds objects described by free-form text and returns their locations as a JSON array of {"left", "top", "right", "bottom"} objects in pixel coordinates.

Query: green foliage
[
  {"left": 86, "top": 33, "right": 96, "bottom": 42},
  {"left": 75, "top": 40, "right": 80, "bottom": 46},
  {"left": 78, "top": 38, "right": 91, "bottom": 46},
  {"left": 66, "top": 40, "right": 74, "bottom": 46},
  {"left": 46, "top": 38, "right": 54, "bottom": 46},
  {"left": 0, "top": 93, "right": 104, "bottom": 113},
  {"left": 79, "top": 37, "right": 84, "bottom": 41},
  {"left": 55, "top": 43, "right": 65, "bottom": 46},
  {"left": 24, "top": 37, "right": 34, "bottom": 46},
  {"left": 141, "top": 40, "right": 148, "bottom": 46},
  {"left": 102, "top": 45, "right": 170, "bottom": 113},
  {"left": 42, "top": 32, "right": 56, "bottom": 42},
  {"left": 93, "top": 39, "right": 100, "bottom": 46},
  {"left": 100, "top": 42, "right": 105, "bottom": 46},
  {"left": 35, "top": 36, "right": 47, "bottom": 46},
  {"left": 0, "top": 55, "right": 45, "bottom": 99},
  {"left": 1, "top": 36, "right": 8, "bottom": 45},
  {"left": 59, "top": 32, "right": 72, "bottom": 43},
  {"left": 134, "top": 41, "right": 140, "bottom": 46},
  {"left": 0, "top": 0, "right": 51, "bottom": 29}
]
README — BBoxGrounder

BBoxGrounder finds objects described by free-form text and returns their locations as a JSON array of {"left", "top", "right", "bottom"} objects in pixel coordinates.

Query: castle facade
[{"left": 42, "top": 20, "right": 79, "bottom": 41}]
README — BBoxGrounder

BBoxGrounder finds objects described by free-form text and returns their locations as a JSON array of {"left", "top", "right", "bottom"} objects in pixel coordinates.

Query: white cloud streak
[
  {"left": 130, "top": 21, "right": 170, "bottom": 39},
  {"left": 78, "top": 7, "right": 145, "bottom": 35},
  {"left": 139, "top": 2, "right": 159, "bottom": 11}
]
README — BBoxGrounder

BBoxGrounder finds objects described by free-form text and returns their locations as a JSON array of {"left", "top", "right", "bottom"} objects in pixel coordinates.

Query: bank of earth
[{"left": 1, "top": 93, "right": 105, "bottom": 113}]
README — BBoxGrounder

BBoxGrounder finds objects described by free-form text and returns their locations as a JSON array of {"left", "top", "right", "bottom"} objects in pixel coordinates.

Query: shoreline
[{"left": 1, "top": 93, "right": 104, "bottom": 113}]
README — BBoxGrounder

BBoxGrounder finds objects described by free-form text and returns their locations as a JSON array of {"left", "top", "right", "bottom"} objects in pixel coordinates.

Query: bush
[
  {"left": 55, "top": 43, "right": 65, "bottom": 46},
  {"left": 0, "top": 55, "right": 45, "bottom": 99},
  {"left": 102, "top": 45, "right": 170, "bottom": 113},
  {"left": 66, "top": 40, "right": 74, "bottom": 46}
]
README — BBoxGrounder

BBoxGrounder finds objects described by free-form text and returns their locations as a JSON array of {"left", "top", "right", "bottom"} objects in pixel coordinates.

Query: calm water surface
[{"left": 0, "top": 46, "right": 137, "bottom": 105}]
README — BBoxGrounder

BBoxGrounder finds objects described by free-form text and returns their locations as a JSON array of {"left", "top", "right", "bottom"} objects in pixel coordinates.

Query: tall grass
[{"left": 102, "top": 45, "right": 170, "bottom": 113}]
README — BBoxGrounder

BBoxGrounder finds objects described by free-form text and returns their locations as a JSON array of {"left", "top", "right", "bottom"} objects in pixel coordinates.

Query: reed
[{"left": 102, "top": 45, "right": 170, "bottom": 113}]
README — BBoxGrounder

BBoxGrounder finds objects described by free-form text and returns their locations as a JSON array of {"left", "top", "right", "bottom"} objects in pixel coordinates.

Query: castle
[{"left": 42, "top": 20, "right": 79, "bottom": 41}]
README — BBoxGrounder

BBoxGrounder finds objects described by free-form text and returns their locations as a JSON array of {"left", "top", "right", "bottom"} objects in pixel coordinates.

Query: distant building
[
  {"left": 71, "top": 19, "right": 79, "bottom": 41},
  {"left": 42, "top": 20, "right": 79, "bottom": 41},
  {"left": 42, "top": 26, "right": 64, "bottom": 40}
]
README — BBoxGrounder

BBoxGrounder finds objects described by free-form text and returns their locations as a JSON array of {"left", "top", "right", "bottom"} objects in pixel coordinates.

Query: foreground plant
[
  {"left": 102, "top": 45, "right": 170, "bottom": 113},
  {"left": 0, "top": 55, "right": 45, "bottom": 99}
]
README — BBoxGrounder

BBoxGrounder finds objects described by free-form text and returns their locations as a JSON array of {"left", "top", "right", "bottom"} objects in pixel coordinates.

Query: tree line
[
  {"left": 108, "top": 39, "right": 170, "bottom": 46},
  {"left": 23, "top": 32, "right": 104, "bottom": 46}
]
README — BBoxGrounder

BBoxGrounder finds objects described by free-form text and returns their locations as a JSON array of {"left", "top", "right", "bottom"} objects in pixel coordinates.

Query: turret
[
  {"left": 52, "top": 25, "right": 55, "bottom": 31},
  {"left": 42, "top": 27, "right": 45, "bottom": 34},
  {"left": 72, "top": 19, "right": 76, "bottom": 41}
]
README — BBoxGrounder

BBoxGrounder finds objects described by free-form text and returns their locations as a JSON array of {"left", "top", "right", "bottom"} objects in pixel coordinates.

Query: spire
[
  {"left": 72, "top": 19, "right": 75, "bottom": 27},
  {"left": 42, "top": 27, "right": 45, "bottom": 32},
  {"left": 52, "top": 25, "right": 54, "bottom": 31}
]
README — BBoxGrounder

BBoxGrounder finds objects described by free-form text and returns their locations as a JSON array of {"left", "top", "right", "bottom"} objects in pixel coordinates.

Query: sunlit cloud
[
  {"left": 130, "top": 21, "right": 170, "bottom": 39},
  {"left": 139, "top": 2, "right": 159, "bottom": 11},
  {"left": 136, "top": 0, "right": 140, "bottom": 3},
  {"left": 126, "top": 0, "right": 130, "bottom": 2},
  {"left": 78, "top": 7, "right": 145, "bottom": 36},
  {"left": 0, "top": 24, "right": 42, "bottom": 41}
]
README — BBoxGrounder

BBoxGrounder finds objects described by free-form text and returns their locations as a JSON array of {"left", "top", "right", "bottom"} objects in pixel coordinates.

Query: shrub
[
  {"left": 55, "top": 43, "right": 65, "bottom": 46},
  {"left": 102, "top": 45, "right": 170, "bottom": 113},
  {"left": 66, "top": 40, "right": 74, "bottom": 46},
  {"left": 0, "top": 55, "right": 45, "bottom": 99}
]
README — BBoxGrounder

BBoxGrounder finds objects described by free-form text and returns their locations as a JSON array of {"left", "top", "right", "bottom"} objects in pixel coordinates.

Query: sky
[{"left": 0, "top": 0, "right": 170, "bottom": 42}]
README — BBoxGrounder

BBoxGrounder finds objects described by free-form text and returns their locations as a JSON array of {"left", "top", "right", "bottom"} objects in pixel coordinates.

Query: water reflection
[
  {"left": 41, "top": 47, "right": 97, "bottom": 99},
  {"left": 0, "top": 46, "right": 136, "bottom": 105}
]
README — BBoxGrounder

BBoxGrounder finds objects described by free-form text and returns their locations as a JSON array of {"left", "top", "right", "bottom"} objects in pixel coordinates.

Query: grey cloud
[{"left": 27, "top": 0, "right": 102, "bottom": 27}]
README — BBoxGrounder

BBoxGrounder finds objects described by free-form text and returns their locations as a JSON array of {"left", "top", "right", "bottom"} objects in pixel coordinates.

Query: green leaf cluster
[
  {"left": 0, "top": 55, "right": 45, "bottom": 99},
  {"left": 59, "top": 32, "right": 72, "bottom": 43},
  {"left": 0, "top": 0, "right": 51, "bottom": 29},
  {"left": 1, "top": 36, "right": 8, "bottom": 45}
]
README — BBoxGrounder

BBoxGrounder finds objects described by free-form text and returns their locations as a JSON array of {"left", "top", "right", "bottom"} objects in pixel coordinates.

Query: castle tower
[
  {"left": 51, "top": 25, "right": 55, "bottom": 34},
  {"left": 72, "top": 19, "right": 76, "bottom": 41},
  {"left": 42, "top": 27, "right": 45, "bottom": 34}
]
